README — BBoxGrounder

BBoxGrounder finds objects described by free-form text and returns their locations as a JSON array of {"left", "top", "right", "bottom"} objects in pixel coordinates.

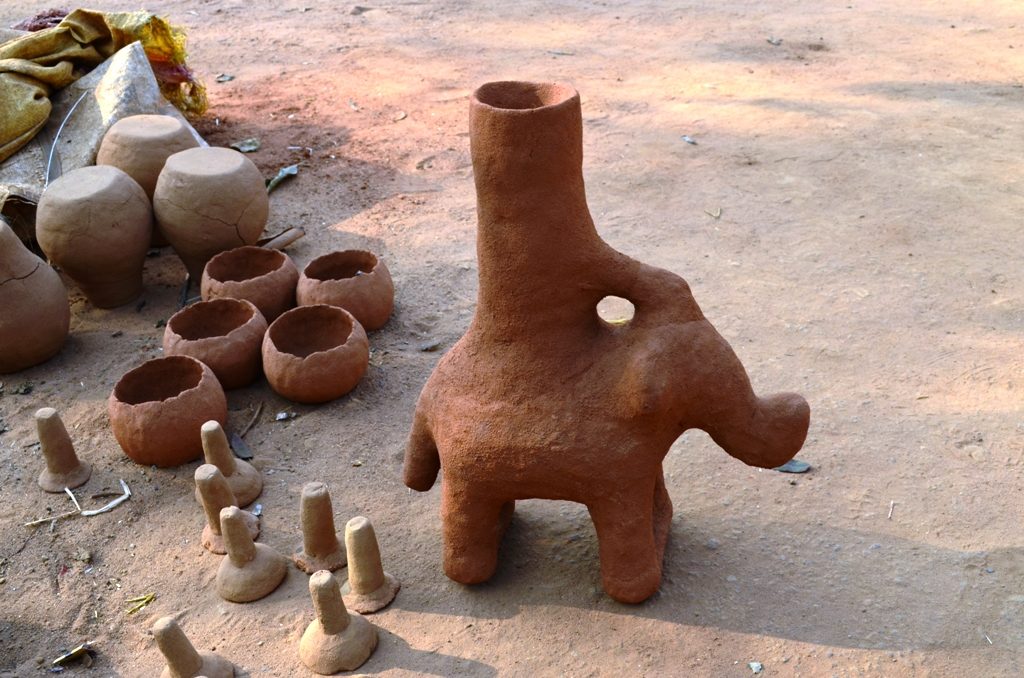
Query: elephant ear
[{"left": 613, "top": 346, "right": 674, "bottom": 420}]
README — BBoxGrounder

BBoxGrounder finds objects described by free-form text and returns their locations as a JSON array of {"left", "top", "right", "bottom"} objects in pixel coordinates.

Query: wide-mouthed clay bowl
[
  {"left": 296, "top": 250, "right": 394, "bottom": 331},
  {"left": 109, "top": 356, "right": 227, "bottom": 466},
  {"left": 262, "top": 305, "right": 369, "bottom": 404},
  {"left": 202, "top": 246, "right": 298, "bottom": 322},
  {"left": 163, "top": 298, "right": 268, "bottom": 389}
]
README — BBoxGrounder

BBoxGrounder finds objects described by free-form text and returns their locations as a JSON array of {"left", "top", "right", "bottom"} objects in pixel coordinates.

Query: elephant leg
[
  {"left": 653, "top": 467, "right": 673, "bottom": 562},
  {"left": 587, "top": 477, "right": 663, "bottom": 603},
  {"left": 441, "top": 480, "right": 513, "bottom": 585},
  {"left": 404, "top": 408, "right": 440, "bottom": 491}
]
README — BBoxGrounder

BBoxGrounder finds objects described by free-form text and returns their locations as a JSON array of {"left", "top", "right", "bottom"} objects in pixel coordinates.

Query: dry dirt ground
[{"left": 1, "top": 1, "right": 1022, "bottom": 676}]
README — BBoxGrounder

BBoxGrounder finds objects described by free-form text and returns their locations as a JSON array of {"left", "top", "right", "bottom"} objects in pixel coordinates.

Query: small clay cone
[
  {"left": 195, "top": 421, "right": 262, "bottom": 506},
  {"left": 299, "top": 570, "right": 378, "bottom": 674},
  {"left": 341, "top": 516, "right": 400, "bottom": 613},
  {"left": 35, "top": 408, "right": 90, "bottom": 492},
  {"left": 195, "top": 464, "right": 258, "bottom": 554},
  {"left": 153, "top": 616, "right": 235, "bottom": 678},
  {"left": 293, "top": 482, "right": 346, "bottom": 573},
  {"left": 217, "top": 506, "right": 287, "bottom": 602}
]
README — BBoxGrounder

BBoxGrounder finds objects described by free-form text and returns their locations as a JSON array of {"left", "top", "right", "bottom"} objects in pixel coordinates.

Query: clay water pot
[
  {"left": 201, "top": 246, "right": 298, "bottom": 322},
  {"left": 404, "top": 81, "right": 810, "bottom": 604},
  {"left": 153, "top": 147, "right": 269, "bottom": 280},
  {"left": 296, "top": 250, "right": 394, "bottom": 330},
  {"left": 163, "top": 298, "right": 268, "bottom": 389},
  {"left": 0, "top": 220, "right": 70, "bottom": 374},
  {"left": 35, "top": 165, "right": 152, "bottom": 308},
  {"left": 108, "top": 356, "right": 227, "bottom": 467},
  {"left": 262, "top": 305, "right": 369, "bottom": 404}
]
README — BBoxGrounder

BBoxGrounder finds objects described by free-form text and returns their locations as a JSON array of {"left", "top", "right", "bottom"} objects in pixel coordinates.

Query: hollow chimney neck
[{"left": 469, "top": 82, "right": 613, "bottom": 339}]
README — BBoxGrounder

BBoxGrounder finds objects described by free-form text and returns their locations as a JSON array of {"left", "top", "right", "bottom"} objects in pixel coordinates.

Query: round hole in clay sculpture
[
  {"left": 297, "top": 250, "right": 394, "bottom": 331},
  {"left": 202, "top": 246, "right": 298, "bottom": 322},
  {"left": 596, "top": 296, "right": 635, "bottom": 326},
  {"left": 262, "top": 304, "right": 369, "bottom": 404},
  {"left": 108, "top": 355, "right": 227, "bottom": 467},
  {"left": 163, "top": 298, "right": 267, "bottom": 389},
  {"left": 473, "top": 81, "right": 577, "bottom": 110}
]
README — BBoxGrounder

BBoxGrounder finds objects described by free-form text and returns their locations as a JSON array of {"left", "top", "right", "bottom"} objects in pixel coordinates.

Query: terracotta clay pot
[
  {"left": 36, "top": 165, "right": 152, "bottom": 308},
  {"left": 404, "top": 81, "right": 810, "bottom": 604},
  {"left": 296, "top": 250, "right": 394, "bottom": 330},
  {"left": 153, "top": 147, "right": 269, "bottom": 280},
  {"left": 262, "top": 305, "right": 369, "bottom": 404},
  {"left": 163, "top": 298, "right": 268, "bottom": 389},
  {"left": 108, "top": 356, "right": 227, "bottom": 467},
  {"left": 0, "top": 220, "right": 70, "bottom": 374},
  {"left": 201, "top": 246, "right": 298, "bottom": 322}
]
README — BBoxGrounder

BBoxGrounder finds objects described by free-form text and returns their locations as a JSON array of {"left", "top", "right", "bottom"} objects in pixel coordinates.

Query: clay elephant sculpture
[{"left": 404, "top": 81, "right": 810, "bottom": 604}]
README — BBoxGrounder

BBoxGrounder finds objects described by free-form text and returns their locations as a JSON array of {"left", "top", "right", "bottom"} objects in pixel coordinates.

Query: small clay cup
[
  {"left": 202, "top": 246, "right": 298, "bottom": 322},
  {"left": 163, "top": 298, "right": 268, "bottom": 389},
  {"left": 36, "top": 165, "right": 152, "bottom": 308},
  {"left": 108, "top": 356, "right": 227, "bottom": 467},
  {"left": 153, "top": 147, "right": 269, "bottom": 280},
  {"left": 297, "top": 250, "right": 394, "bottom": 331},
  {"left": 262, "top": 305, "right": 369, "bottom": 404}
]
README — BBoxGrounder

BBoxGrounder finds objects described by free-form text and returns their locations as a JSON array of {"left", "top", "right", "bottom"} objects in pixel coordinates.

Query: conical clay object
[
  {"left": 152, "top": 615, "right": 234, "bottom": 678},
  {"left": 154, "top": 147, "right": 269, "bottom": 281},
  {"left": 35, "top": 407, "right": 91, "bottom": 492},
  {"left": 341, "top": 516, "right": 399, "bottom": 613},
  {"left": 36, "top": 165, "right": 152, "bottom": 308},
  {"left": 195, "top": 421, "right": 262, "bottom": 506},
  {"left": 300, "top": 570, "right": 378, "bottom": 674},
  {"left": 217, "top": 506, "right": 287, "bottom": 602},
  {"left": 293, "top": 482, "right": 346, "bottom": 573},
  {"left": 195, "top": 464, "right": 259, "bottom": 554},
  {"left": 0, "top": 220, "right": 70, "bottom": 374}
]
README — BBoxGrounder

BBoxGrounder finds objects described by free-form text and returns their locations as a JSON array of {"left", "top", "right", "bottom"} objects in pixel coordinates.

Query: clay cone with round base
[
  {"left": 293, "top": 482, "right": 346, "bottom": 573},
  {"left": 341, "top": 516, "right": 399, "bottom": 613},
  {"left": 217, "top": 506, "right": 287, "bottom": 602},
  {"left": 300, "top": 570, "right": 377, "bottom": 674},
  {"left": 196, "top": 421, "right": 262, "bottom": 506},
  {"left": 153, "top": 616, "right": 234, "bottom": 678},
  {"left": 35, "top": 408, "right": 90, "bottom": 493},
  {"left": 195, "top": 464, "right": 259, "bottom": 554}
]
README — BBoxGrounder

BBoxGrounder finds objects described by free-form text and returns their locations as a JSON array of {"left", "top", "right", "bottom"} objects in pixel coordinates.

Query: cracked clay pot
[
  {"left": 0, "top": 220, "right": 69, "bottom": 374},
  {"left": 201, "top": 246, "right": 298, "bottom": 322},
  {"left": 153, "top": 147, "right": 269, "bottom": 280},
  {"left": 296, "top": 250, "right": 394, "bottom": 331},
  {"left": 109, "top": 355, "right": 227, "bottom": 467},
  {"left": 404, "top": 81, "right": 810, "bottom": 604},
  {"left": 163, "top": 298, "right": 268, "bottom": 389},
  {"left": 36, "top": 165, "right": 152, "bottom": 308},
  {"left": 262, "top": 305, "right": 369, "bottom": 404}
]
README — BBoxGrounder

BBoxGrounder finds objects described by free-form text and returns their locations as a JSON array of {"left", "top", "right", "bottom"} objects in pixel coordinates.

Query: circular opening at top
[
  {"left": 473, "top": 81, "right": 576, "bottom": 110},
  {"left": 596, "top": 296, "right": 636, "bottom": 325},
  {"left": 168, "top": 298, "right": 255, "bottom": 340},
  {"left": 206, "top": 246, "right": 286, "bottom": 283},
  {"left": 114, "top": 356, "right": 204, "bottom": 405},
  {"left": 269, "top": 305, "right": 353, "bottom": 358},
  {"left": 304, "top": 250, "right": 378, "bottom": 281}
]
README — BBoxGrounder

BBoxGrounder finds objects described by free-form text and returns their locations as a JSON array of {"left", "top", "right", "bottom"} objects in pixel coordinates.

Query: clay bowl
[
  {"left": 108, "top": 356, "right": 227, "bottom": 467},
  {"left": 163, "top": 298, "right": 268, "bottom": 389},
  {"left": 262, "top": 305, "right": 369, "bottom": 404},
  {"left": 296, "top": 250, "right": 394, "bottom": 331},
  {"left": 202, "top": 246, "right": 298, "bottom": 322}
]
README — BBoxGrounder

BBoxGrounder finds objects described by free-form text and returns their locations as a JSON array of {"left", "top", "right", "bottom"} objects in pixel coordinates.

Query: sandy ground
[{"left": 1, "top": 1, "right": 1022, "bottom": 676}]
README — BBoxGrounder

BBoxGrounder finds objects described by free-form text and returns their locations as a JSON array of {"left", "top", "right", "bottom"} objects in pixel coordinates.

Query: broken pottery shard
[
  {"left": 293, "top": 482, "right": 346, "bottom": 573},
  {"left": 216, "top": 505, "right": 287, "bottom": 602},
  {"left": 195, "top": 464, "right": 259, "bottom": 554},
  {"left": 403, "top": 81, "right": 810, "bottom": 604},
  {"left": 35, "top": 407, "right": 91, "bottom": 493},
  {"left": 299, "top": 570, "right": 378, "bottom": 674},
  {"left": 153, "top": 615, "right": 234, "bottom": 678},
  {"left": 341, "top": 516, "right": 399, "bottom": 613}
]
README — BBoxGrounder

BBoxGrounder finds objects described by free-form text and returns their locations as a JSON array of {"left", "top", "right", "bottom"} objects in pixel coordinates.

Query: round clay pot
[
  {"left": 153, "top": 147, "right": 269, "bottom": 280},
  {"left": 296, "top": 250, "right": 394, "bottom": 331},
  {"left": 163, "top": 298, "right": 268, "bottom": 389},
  {"left": 201, "top": 246, "right": 298, "bottom": 322},
  {"left": 0, "top": 220, "right": 70, "bottom": 373},
  {"left": 262, "top": 305, "right": 369, "bottom": 404},
  {"left": 36, "top": 165, "right": 152, "bottom": 308},
  {"left": 108, "top": 356, "right": 227, "bottom": 467}
]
